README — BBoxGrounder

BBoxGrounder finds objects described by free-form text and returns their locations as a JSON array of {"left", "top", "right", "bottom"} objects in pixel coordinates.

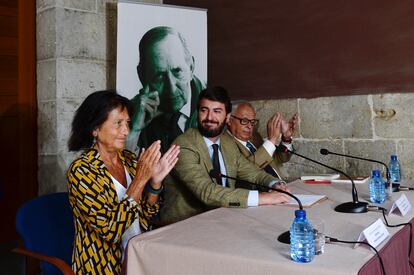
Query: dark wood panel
[
  {"left": 0, "top": 116, "right": 21, "bottom": 241},
  {"left": 0, "top": 37, "right": 18, "bottom": 55},
  {"left": 0, "top": 0, "right": 36, "bottom": 244},
  {"left": 0, "top": 56, "right": 18, "bottom": 78},
  {"left": 0, "top": 0, "right": 17, "bottom": 9},
  {"left": 0, "top": 95, "right": 18, "bottom": 116},
  {"left": 0, "top": 6, "right": 17, "bottom": 16},
  {"left": 0, "top": 78, "right": 18, "bottom": 95},
  {"left": 0, "top": 117, "right": 19, "bottom": 180},
  {"left": 165, "top": 0, "right": 414, "bottom": 100},
  {"left": 16, "top": 0, "right": 37, "bottom": 213},
  {"left": 0, "top": 15, "right": 17, "bottom": 37}
]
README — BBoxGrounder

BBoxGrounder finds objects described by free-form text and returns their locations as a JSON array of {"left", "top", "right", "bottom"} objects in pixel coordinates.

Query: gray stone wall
[
  {"left": 36, "top": 0, "right": 414, "bottom": 194},
  {"left": 252, "top": 93, "right": 414, "bottom": 181},
  {"left": 36, "top": 0, "right": 160, "bottom": 194}
]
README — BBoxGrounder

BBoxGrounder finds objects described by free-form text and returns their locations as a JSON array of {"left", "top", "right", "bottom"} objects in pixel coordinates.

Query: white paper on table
[
  {"left": 300, "top": 174, "right": 340, "bottom": 181},
  {"left": 286, "top": 194, "right": 327, "bottom": 207},
  {"left": 330, "top": 177, "right": 370, "bottom": 184}
]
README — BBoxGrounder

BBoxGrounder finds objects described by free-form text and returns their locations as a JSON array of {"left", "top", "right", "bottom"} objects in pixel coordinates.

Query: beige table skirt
[{"left": 124, "top": 179, "right": 414, "bottom": 275}]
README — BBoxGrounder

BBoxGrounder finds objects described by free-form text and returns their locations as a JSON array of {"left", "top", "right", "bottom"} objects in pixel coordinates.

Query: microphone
[
  {"left": 208, "top": 169, "right": 303, "bottom": 210},
  {"left": 320, "top": 148, "right": 400, "bottom": 192},
  {"left": 398, "top": 186, "right": 414, "bottom": 191},
  {"left": 278, "top": 145, "right": 368, "bottom": 213},
  {"left": 209, "top": 169, "right": 303, "bottom": 244}
]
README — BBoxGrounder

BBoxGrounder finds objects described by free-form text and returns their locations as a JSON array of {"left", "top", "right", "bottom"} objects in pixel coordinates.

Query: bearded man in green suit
[
  {"left": 160, "top": 87, "right": 291, "bottom": 224},
  {"left": 226, "top": 102, "right": 297, "bottom": 186}
]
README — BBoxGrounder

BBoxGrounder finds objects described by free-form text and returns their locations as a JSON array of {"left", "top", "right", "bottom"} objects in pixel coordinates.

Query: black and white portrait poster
[{"left": 116, "top": 1, "right": 207, "bottom": 153}]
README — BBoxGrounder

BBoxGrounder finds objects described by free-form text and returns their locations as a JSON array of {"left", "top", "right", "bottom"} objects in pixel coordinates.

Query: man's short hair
[
  {"left": 197, "top": 86, "right": 232, "bottom": 114},
  {"left": 138, "top": 26, "right": 192, "bottom": 83}
]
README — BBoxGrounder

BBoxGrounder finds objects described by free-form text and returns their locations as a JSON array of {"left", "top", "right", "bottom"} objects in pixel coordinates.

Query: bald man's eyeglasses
[{"left": 231, "top": 115, "right": 259, "bottom": 126}]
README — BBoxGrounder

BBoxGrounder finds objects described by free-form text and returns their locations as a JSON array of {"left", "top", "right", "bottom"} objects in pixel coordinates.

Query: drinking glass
[{"left": 312, "top": 218, "right": 325, "bottom": 255}]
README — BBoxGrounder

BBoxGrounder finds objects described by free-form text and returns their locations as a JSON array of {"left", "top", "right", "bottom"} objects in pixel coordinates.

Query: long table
[{"left": 124, "top": 180, "right": 414, "bottom": 275}]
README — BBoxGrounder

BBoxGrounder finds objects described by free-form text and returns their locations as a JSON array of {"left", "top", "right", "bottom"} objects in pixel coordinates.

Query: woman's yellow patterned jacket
[{"left": 67, "top": 148, "right": 159, "bottom": 274}]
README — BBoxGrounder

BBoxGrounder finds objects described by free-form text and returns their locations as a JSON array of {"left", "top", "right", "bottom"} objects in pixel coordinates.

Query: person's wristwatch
[{"left": 145, "top": 184, "right": 164, "bottom": 195}]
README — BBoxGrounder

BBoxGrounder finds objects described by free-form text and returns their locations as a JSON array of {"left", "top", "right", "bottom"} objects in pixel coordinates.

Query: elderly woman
[{"left": 67, "top": 90, "right": 179, "bottom": 274}]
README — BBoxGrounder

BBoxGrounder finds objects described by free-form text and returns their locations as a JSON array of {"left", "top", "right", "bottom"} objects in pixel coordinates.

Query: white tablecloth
[{"left": 124, "top": 179, "right": 414, "bottom": 275}]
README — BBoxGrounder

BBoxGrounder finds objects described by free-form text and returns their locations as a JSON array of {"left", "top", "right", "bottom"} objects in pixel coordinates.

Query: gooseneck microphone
[
  {"left": 278, "top": 145, "right": 368, "bottom": 213},
  {"left": 320, "top": 148, "right": 399, "bottom": 192},
  {"left": 208, "top": 170, "right": 303, "bottom": 210},
  {"left": 209, "top": 169, "right": 302, "bottom": 244}
]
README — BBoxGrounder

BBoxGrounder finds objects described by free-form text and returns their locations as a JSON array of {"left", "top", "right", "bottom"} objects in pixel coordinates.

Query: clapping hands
[
  {"left": 281, "top": 113, "right": 297, "bottom": 142},
  {"left": 267, "top": 112, "right": 297, "bottom": 145},
  {"left": 128, "top": 141, "right": 180, "bottom": 201},
  {"left": 151, "top": 144, "right": 180, "bottom": 185}
]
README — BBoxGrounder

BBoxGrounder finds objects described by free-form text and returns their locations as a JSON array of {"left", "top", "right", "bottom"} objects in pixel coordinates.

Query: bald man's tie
[{"left": 246, "top": 141, "right": 279, "bottom": 178}]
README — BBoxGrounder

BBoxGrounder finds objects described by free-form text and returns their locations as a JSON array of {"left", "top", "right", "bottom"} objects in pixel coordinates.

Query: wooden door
[{"left": 0, "top": 0, "right": 37, "bottom": 243}]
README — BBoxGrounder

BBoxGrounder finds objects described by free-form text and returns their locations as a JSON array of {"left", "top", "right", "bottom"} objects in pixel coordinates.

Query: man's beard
[{"left": 198, "top": 119, "right": 226, "bottom": 138}]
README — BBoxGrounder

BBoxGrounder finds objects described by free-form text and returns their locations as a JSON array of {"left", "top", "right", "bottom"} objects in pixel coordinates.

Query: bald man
[{"left": 226, "top": 102, "right": 297, "bottom": 187}]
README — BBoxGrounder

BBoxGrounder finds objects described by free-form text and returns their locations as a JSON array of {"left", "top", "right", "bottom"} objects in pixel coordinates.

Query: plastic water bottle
[
  {"left": 369, "top": 170, "right": 386, "bottom": 204},
  {"left": 290, "top": 209, "right": 315, "bottom": 263},
  {"left": 388, "top": 155, "right": 401, "bottom": 183}
]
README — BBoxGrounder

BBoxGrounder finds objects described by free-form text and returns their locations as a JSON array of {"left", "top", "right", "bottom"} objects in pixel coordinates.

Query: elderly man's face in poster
[{"left": 143, "top": 34, "right": 193, "bottom": 113}]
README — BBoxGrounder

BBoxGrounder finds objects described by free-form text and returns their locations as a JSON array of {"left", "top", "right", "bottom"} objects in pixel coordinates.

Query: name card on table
[
  {"left": 355, "top": 218, "right": 389, "bottom": 249},
  {"left": 388, "top": 194, "right": 412, "bottom": 216}
]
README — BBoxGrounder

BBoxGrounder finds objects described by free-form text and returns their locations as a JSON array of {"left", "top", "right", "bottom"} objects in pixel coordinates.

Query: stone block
[
  {"left": 37, "top": 60, "right": 57, "bottom": 101},
  {"left": 97, "top": 0, "right": 162, "bottom": 14},
  {"left": 62, "top": 151, "right": 82, "bottom": 167},
  {"left": 251, "top": 99, "right": 298, "bottom": 139},
  {"left": 97, "top": 0, "right": 117, "bottom": 14},
  {"left": 283, "top": 139, "right": 343, "bottom": 181},
  {"left": 396, "top": 140, "right": 414, "bottom": 181},
  {"left": 37, "top": 8, "right": 57, "bottom": 60},
  {"left": 56, "top": 8, "right": 107, "bottom": 60},
  {"left": 373, "top": 93, "right": 414, "bottom": 138},
  {"left": 38, "top": 101, "right": 57, "bottom": 154},
  {"left": 63, "top": 0, "right": 97, "bottom": 11},
  {"left": 37, "top": 0, "right": 60, "bottom": 11},
  {"left": 300, "top": 95, "right": 372, "bottom": 139},
  {"left": 344, "top": 140, "right": 396, "bottom": 178},
  {"left": 38, "top": 154, "right": 68, "bottom": 195},
  {"left": 57, "top": 58, "right": 107, "bottom": 99},
  {"left": 97, "top": 0, "right": 163, "bottom": 15},
  {"left": 56, "top": 99, "right": 84, "bottom": 153}
]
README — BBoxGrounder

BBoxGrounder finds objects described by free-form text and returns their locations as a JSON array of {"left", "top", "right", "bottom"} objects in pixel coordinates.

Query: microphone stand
[
  {"left": 209, "top": 170, "right": 302, "bottom": 244},
  {"left": 278, "top": 146, "right": 368, "bottom": 213},
  {"left": 320, "top": 149, "right": 399, "bottom": 192}
]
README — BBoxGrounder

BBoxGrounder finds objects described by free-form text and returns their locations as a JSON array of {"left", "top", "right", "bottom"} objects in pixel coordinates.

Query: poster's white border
[
  {"left": 118, "top": 0, "right": 207, "bottom": 13},
  {"left": 116, "top": 1, "right": 207, "bottom": 99}
]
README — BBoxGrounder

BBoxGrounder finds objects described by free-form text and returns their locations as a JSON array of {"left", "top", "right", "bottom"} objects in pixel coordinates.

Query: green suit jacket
[
  {"left": 160, "top": 128, "right": 279, "bottom": 224},
  {"left": 224, "top": 131, "right": 292, "bottom": 180}
]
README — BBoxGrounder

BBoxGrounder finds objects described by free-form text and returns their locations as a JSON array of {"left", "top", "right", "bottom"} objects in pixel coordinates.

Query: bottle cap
[
  {"left": 372, "top": 169, "right": 381, "bottom": 177},
  {"left": 391, "top": 155, "right": 397, "bottom": 161},
  {"left": 294, "top": 209, "right": 306, "bottom": 218}
]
